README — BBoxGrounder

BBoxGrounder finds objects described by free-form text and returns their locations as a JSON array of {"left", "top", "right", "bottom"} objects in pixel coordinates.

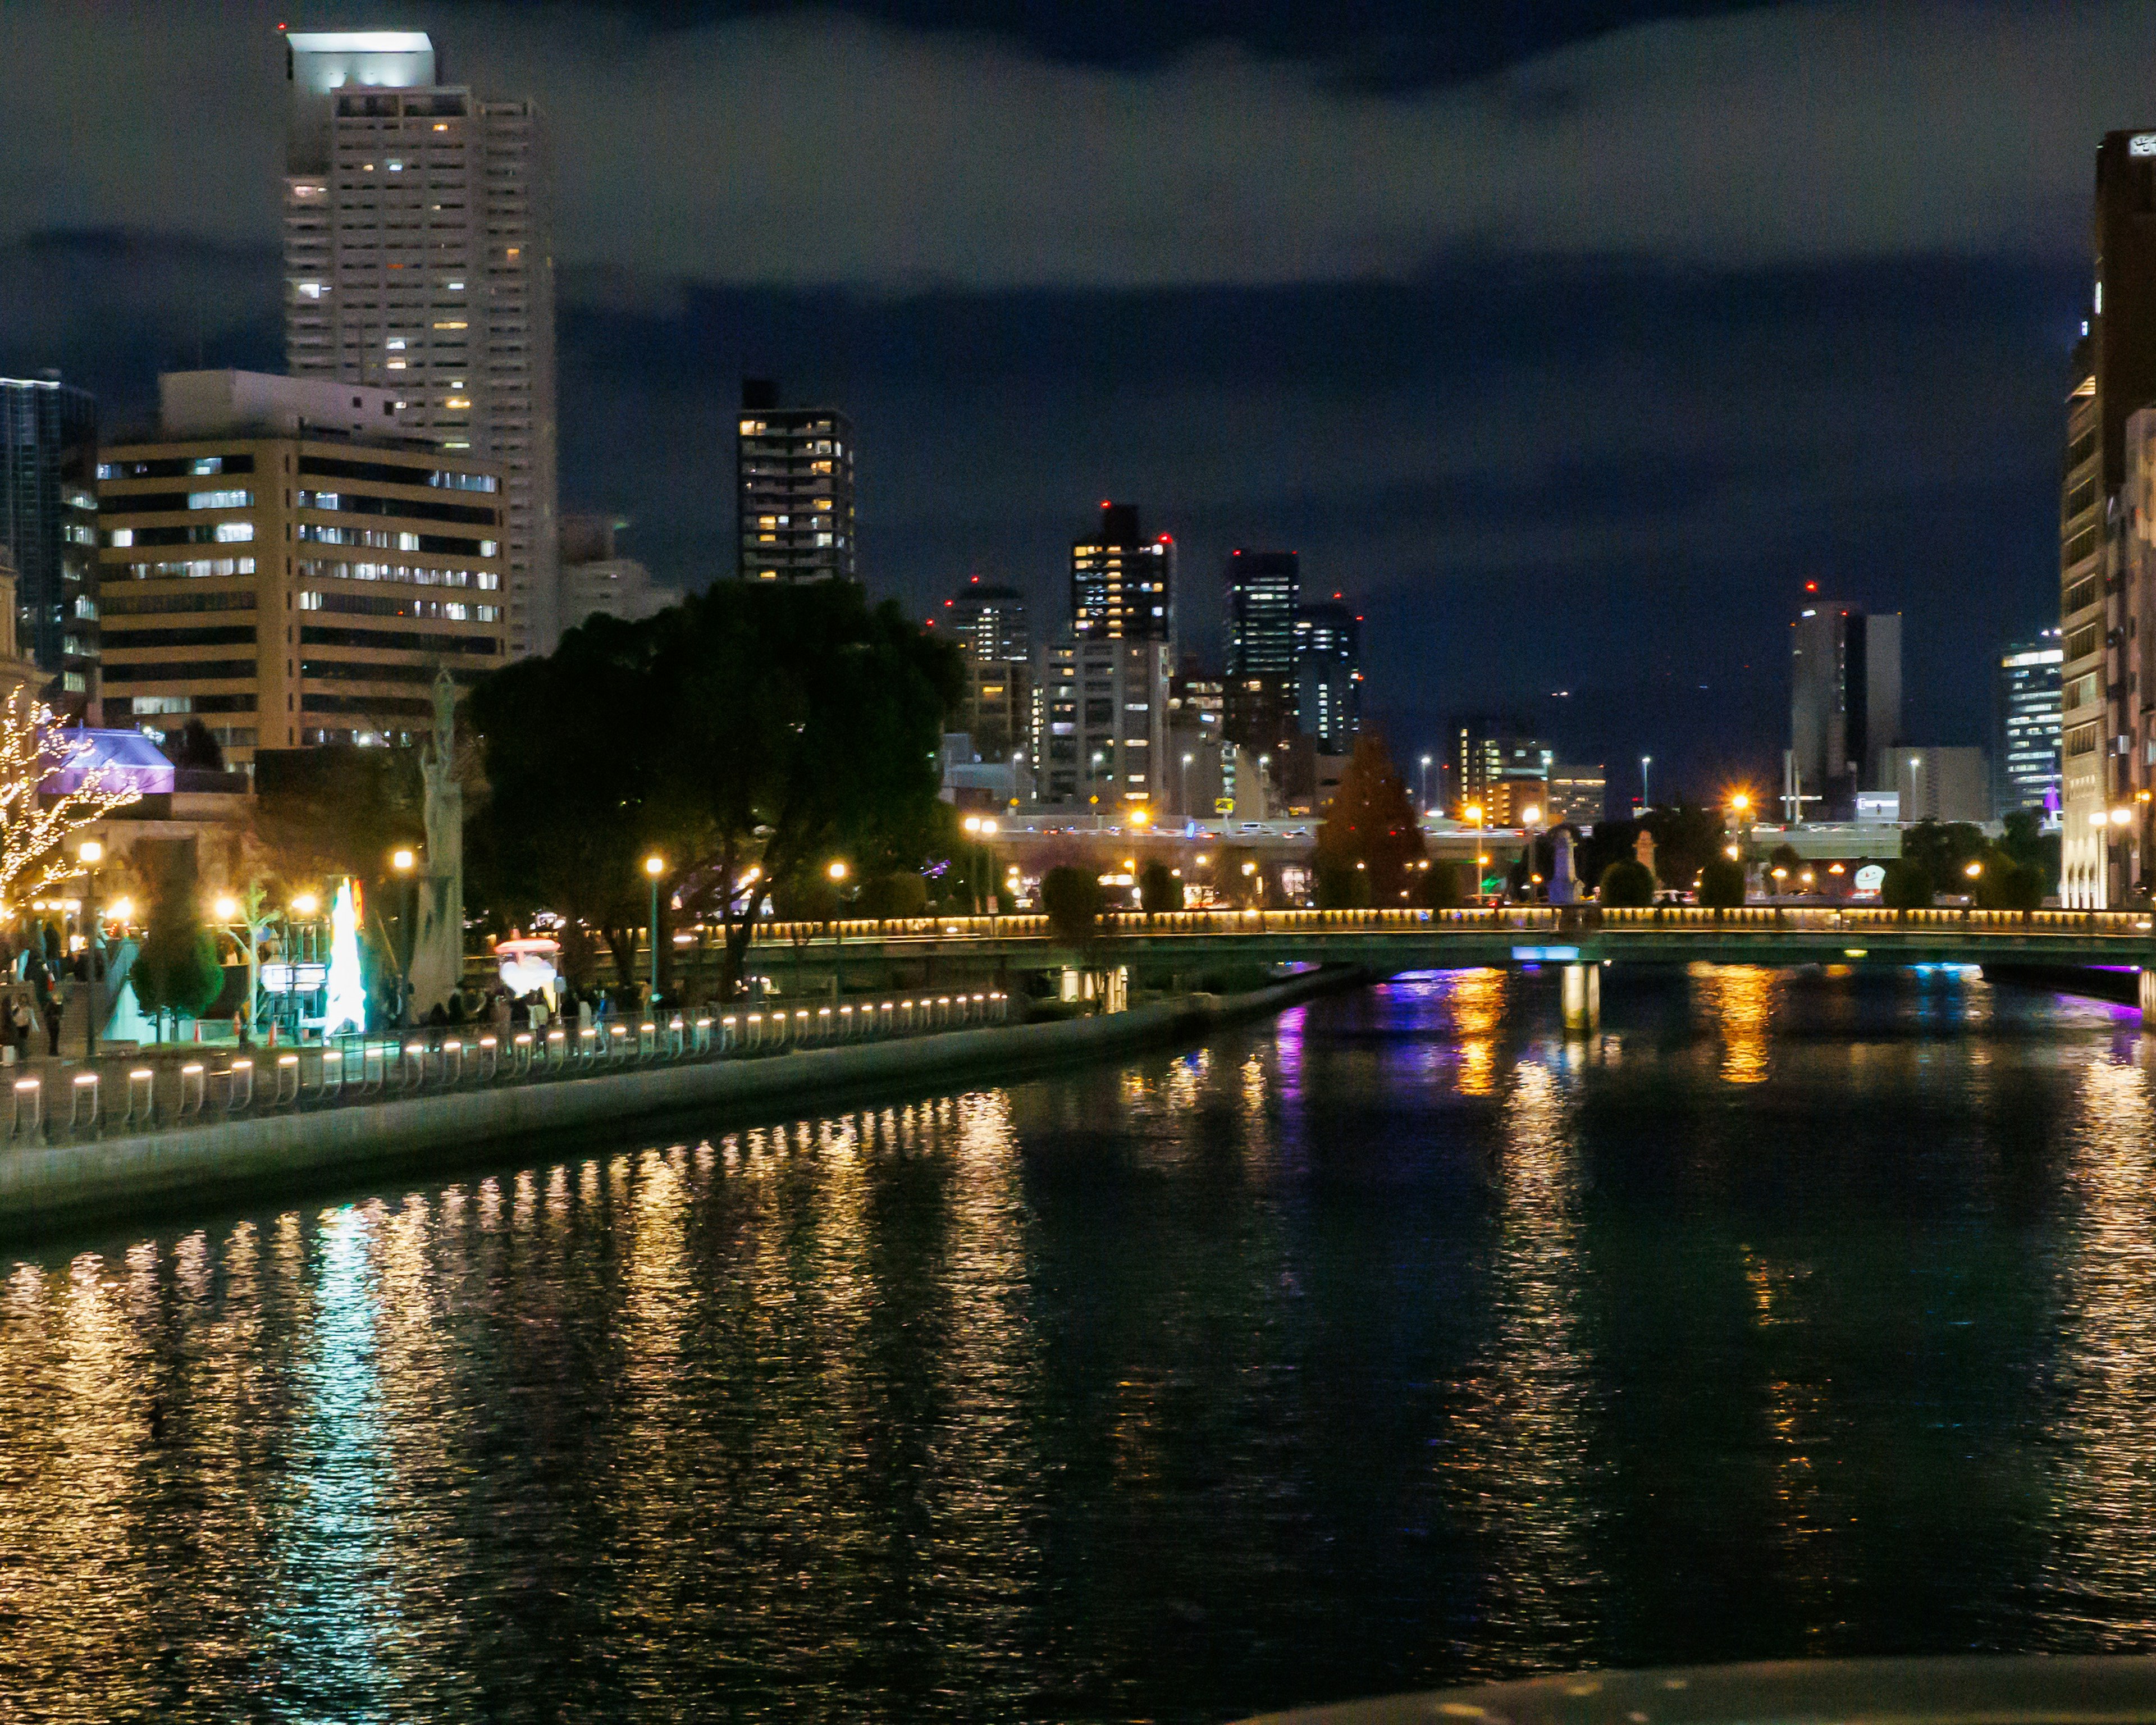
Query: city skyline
[{"left": 0, "top": 2, "right": 2141, "bottom": 795}]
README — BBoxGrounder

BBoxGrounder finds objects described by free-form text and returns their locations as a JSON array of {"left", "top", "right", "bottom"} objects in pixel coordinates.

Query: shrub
[
  {"left": 1881, "top": 857, "right": 1935, "bottom": 910},
  {"left": 1313, "top": 856, "right": 1372, "bottom": 909},
  {"left": 1975, "top": 855, "right": 2044, "bottom": 911},
  {"left": 856, "top": 871, "right": 929, "bottom": 920},
  {"left": 1596, "top": 857, "right": 1656, "bottom": 907},
  {"left": 1696, "top": 856, "right": 1747, "bottom": 909},
  {"left": 1418, "top": 859, "right": 1464, "bottom": 909},
  {"left": 1040, "top": 865, "right": 1104, "bottom": 942},
  {"left": 1138, "top": 859, "right": 1184, "bottom": 914},
  {"left": 135, "top": 854, "right": 225, "bottom": 1032}
]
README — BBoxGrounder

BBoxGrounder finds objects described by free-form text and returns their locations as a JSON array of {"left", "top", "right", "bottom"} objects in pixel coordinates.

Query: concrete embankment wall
[{"left": 0, "top": 970, "right": 1360, "bottom": 1244}]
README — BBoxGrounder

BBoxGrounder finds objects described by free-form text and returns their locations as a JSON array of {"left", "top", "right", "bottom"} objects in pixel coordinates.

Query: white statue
[{"left": 406, "top": 671, "right": 467, "bottom": 1015}]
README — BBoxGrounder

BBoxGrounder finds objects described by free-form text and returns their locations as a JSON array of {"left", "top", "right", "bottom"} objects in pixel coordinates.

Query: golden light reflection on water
[
  {"left": 1695, "top": 965, "right": 1774, "bottom": 1084},
  {"left": 1446, "top": 1056, "right": 1608, "bottom": 1673},
  {"left": 2035, "top": 1049, "right": 2156, "bottom": 1643},
  {"left": 1451, "top": 968, "right": 1505, "bottom": 1096}
]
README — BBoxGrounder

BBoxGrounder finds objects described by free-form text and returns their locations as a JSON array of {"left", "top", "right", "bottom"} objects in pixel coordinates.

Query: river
[{"left": 2, "top": 966, "right": 2154, "bottom": 1721}]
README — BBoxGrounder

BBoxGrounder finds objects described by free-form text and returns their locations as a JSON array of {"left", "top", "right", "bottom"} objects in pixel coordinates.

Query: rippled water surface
[{"left": 6, "top": 967, "right": 2156, "bottom": 1721}]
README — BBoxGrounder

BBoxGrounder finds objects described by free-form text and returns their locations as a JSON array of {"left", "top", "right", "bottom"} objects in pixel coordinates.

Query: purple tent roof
[{"left": 42, "top": 729, "right": 175, "bottom": 796}]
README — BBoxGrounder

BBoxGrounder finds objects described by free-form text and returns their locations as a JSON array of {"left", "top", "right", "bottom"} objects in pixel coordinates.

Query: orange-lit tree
[{"left": 1313, "top": 735, "right": 1427, "bottom": 906}]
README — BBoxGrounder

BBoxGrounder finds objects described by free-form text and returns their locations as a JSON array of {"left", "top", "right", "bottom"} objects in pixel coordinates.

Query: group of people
[{"left": 0, "top": 926, "right": 95, "bottom": 1061}]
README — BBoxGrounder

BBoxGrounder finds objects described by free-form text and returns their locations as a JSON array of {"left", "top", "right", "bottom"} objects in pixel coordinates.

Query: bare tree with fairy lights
[{"left": 0, "top": 689, "right": 143, "bottom": 904}]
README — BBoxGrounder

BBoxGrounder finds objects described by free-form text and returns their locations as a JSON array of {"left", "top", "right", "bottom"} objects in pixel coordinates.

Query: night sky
[{"left": 1, "top": 1, "right": 2136, "bottom": 801}]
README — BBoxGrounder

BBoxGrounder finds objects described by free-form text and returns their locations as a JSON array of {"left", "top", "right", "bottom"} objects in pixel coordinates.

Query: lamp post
[
  {"left": 1641, "top": 755, "right": 1652, "bottom": 811},
  {"left": 1420, "top": 754, "right": 1433, "bottom": 814},
  {"left": 390, "top": 847, "right": 416, "bottom": 1026},
  {"left": 78, "top": 839, "right": 102, "bottom": 1061},
  {"left": 644, "top": 854, "right": 664, "bottom": 1005},
  {"left": 1522, "top": 804, "right": 1543, "bottom": 902},
  {"left": 1464, "top": 802, "right": 1486, "bottom": 904},
  {"left": 1180, "top": 752, "right": 1194, "bottom": 819}
]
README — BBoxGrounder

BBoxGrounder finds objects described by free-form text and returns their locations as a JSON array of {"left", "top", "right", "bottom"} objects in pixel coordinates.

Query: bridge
[{"left": 736, "top": 905, "right": 2156, "bottom": 1027}]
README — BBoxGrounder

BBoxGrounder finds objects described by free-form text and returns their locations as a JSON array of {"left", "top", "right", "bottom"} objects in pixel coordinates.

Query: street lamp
[
  {"left": 1641, "top": 755, "right": 1652, "bottom": 810},
  {"left": 1419, "top": 754, "right": 1432, "bottom": 813},
  {"left": 1464, "top": 802, "right": 1486, "bottom": 903},
  {"left": 1180, "top": 751, "right": 1194, "bottom": 818},
  {"left": 79, "top": 839, "right": 102, "bottom": 1061},
  {"left": 389, "top": 847, "right": 417, "bottom": 1024},
  {"left": 645, "top": 855, "right": 665, "bottom": 1002}
]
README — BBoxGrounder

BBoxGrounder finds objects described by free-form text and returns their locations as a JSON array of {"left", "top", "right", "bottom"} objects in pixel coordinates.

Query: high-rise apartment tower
[
  {"left": 1072, "top": 502, "right": 1171, "bottom": 642},
  {"left": 1997, "top": 631, "right": 2063, "bottom": 822},
  {"left": 1294, "top": 599, "right": 1362, "bottom": 751},
  {"left": 736, "top": 380, "right": 856, "bottom": 582},
  {"left": 941, "top": 578, "right": 1027, "bottom": 662},
  {"left": 282, "top": 29, "right": 559, "bottom": 659}
]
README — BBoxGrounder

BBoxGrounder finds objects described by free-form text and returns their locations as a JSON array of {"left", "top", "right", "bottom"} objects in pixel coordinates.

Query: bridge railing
[{"left": 741, "top": 902, "right": 2156, "bottom": 945}]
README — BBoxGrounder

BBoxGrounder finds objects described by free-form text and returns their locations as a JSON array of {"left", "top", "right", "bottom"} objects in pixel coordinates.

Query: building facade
[
  {"left": 0, "top": 374, "right": 99, "bottom": 697},
  {"left": 1029, "top": 636, "right": 1172, "bottom": 810},
  {"left": 1883, "top": 746, "right": 1992, "bottom": 825},
  {"left": 938, "top": 578, "right": 1027, "bottom": 663},
  {"left": 559, "top": 514, "right": 674, "bottom": 629},
  {"left": 1072, "top": 503, "right": 1171, "bottom": 644},
  {"left": 1789, "top": 600, "right": 1902, "bottom": 817},
  {"left": 960, "top": 656, "right": 1033, "bottom": 770},
  {"left": 1546, "top": 763, "right": 1607, "bottom": 827},
  {"left": 97, "top": 372, "right": 505, "bottom": 766},
  {"left": 1294, "top": 600, "right": 1362, "bottom": 751},
  {"left": 1223, "top": 549, "right": 1298, "bottom": 747},
  {"left": 736, "top": 380, "right": 856, "bottom": 583},
  {"left": 283, "top": 29, "right": 559, "bottom": 659},
  {"left": 1452, "top": 716, "right": 1551, "bottom": 816},
  {"left": 1997, "top": 631, "right": 2063, "bottom": 822}
]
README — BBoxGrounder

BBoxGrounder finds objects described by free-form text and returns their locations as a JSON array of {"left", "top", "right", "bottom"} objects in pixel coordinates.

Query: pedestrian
[{"left": 42, "top": 991, "right": 62, "bottom": 1057}]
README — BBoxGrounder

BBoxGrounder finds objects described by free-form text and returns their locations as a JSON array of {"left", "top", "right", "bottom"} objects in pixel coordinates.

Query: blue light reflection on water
[{"left": 0, "top": 968, "right": 2154, "bottom": 1719}]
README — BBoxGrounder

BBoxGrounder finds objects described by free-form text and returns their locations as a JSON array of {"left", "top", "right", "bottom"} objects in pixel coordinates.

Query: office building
[
  {"left": 1884, "top": 746, "right": 1992, "bottom": 825},
  {"left": 1997, "top": 631, "right": 2063, "bottom": 821},
  {"left": 1224, "top": 549, "right": 1298, "bottom": 747},
  {"left": 940, "top": 578, "right": 1027, "bottom": 662},
  {"left": 1072, "top": 502, "right": 1172, "bottom": 643},
  {"left": 1294, "top": 599, "right": 1362, "bottom": 751},
  {"left": 736, "top": 380, "right": 855, "bottom": 583},
  {"left": 97, "top": 371, "right": 505, "bottom": 766},
  {"left": 1167, "top": 658, "right": 1227, "bottom": 819},
  {"left": 1789, "top": 599, "right": 1902, "bottom": 816},
  {"left": 1452, "top": 716, "right": 1552, "bottom": 815},
  {"left": 1029, "top": 635, "right": 1172, "bottom": 809},
  {"left": 282, "top": 29, "right": 559, "bottom": 659},
  {"left": 0, "top": 373, "right": 98, "bottom": 697},
  {"left": 559, "top": 515, "right": 675, "bottom": 630}
]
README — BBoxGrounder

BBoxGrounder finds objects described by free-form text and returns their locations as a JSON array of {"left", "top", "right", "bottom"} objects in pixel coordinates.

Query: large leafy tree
[
  {"left": 1314, "top": 735, "right": 1426, "bottom": 905},
  {"left": 466, "top": 613, "right": 703, "bottom": 985},
  {"left": 1901, "top": 819, "right": 1988, "bottom": 896},
  {"left": 465, "top": 583, "right": 962, "bottom": 998}
]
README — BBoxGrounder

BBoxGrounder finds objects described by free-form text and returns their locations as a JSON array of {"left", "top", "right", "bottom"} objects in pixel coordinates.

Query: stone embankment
[{"left": 0, "top": 970, "right": 1360, "bottom": 1243}]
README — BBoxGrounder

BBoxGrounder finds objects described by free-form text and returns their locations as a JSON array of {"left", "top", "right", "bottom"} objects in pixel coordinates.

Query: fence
[{"left": 1, "top": 990, "right": 1011, "bottom": 1147}]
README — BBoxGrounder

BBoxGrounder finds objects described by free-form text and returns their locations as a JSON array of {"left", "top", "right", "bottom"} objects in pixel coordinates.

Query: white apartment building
[
  {"left": 282, "top": 30, "right": 560, "bottom": 659},
  {"left": 1030, "top": 636, "right": 1172, "bottom": 811}
]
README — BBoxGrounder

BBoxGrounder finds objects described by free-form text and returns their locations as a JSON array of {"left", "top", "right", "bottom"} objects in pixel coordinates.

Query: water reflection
[{"left": 0, "top": 975, "right": 2150, "bottom": 1719}]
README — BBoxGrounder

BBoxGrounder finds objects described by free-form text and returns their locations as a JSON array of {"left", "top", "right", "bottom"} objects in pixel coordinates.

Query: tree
[
  {"left": 1881, "top": 858, "right": 1935, "bottom": 909},
  {"left": 856, "top": 871, "right": 930, "bottom": 920},
  {"left": 169, "top": 718, "right": 226, "bottom": 773},
  {"left": 1138, "top": 859, "right": 1184, "bottom": 914},
  {"left": 133, "top": 848, "right": 223, "bottom": 1037},
  {"left": 1640, "top": 803, "right": 1727, "bottom": 892},
  {"left": 1597, "top": 858, "right": 1656, "bottom": 906},
  {"left": 655, "top": 583, "right": 965, "bottom": 998},
  {"left": 1314, "top": 735, "right": 1426, "bottom": 905},
  {"left": 1697, "top": 856, "right": 1746, "bottom": 907},
  {"left": 1998, "top": 808, "right": 2061, "bottom": 897},
  {"left": 1902, "top": 819, "right": 1988, "bottom": 896},
  {"left": 465, "top": 613, "right": 698, "bottom": 988},
  {"left": 1768, "top": 842, "right": 1803, "bottom": 875},
  {"left": 1974, "top": 851, "right": 2045, "bottom": 911},
  {"left": 1313, "top": 856, "right": 1372, "bottom": 909},
  {"left": 0, "top": 688, "right": 143, "bottom": 902},
  {"left": 1041, "top": 865, "right": 1103, "bottom": 943}
]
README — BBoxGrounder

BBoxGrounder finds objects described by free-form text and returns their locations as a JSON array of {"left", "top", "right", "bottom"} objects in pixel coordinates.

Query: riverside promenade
[{"left": 0, "top": 970, "right": 1355, "bottom": 1242}]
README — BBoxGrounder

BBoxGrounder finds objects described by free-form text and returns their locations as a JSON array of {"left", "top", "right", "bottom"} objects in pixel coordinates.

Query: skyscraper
[
  {"left": 941, "top": 578, "right": 1027, "bottom": 662},
  {"left": 282, "top": 29, "right": 560, "bottom": 659},
  {"left": 1997, "top": 631, "right": 2063, "bottom": 821},
  {"left": 0, "top": 373, "right": 98, "bottom": 697},
  {"left": 1788, "top": 598, "right": 1901, "bottom": 816},
  {"left": 1293, "top": 599, "right": 1362, "bottom": 751},
  {"left": 1223, "top": 548, "right": 1298, "bottom": 747},
  {"left": 1071, "top": 502, "right": 1171, "bottom": 642},
  {"left": 736, "top": 380, "right": 857, "bottom": 582}
]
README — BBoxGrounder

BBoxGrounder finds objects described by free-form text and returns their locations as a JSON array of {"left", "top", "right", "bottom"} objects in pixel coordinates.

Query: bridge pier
[
  {"left": 2141, "top": 968, "right": 2156, "bottom": 1029},
  {"left": 1561, "top": 963, "right": 1600, "bottom": 1032}
]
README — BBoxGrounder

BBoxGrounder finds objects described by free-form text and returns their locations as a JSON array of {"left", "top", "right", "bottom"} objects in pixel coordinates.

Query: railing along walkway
[{"left": 1, "top": 989, "right": 1010, "bottom": 1148}]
